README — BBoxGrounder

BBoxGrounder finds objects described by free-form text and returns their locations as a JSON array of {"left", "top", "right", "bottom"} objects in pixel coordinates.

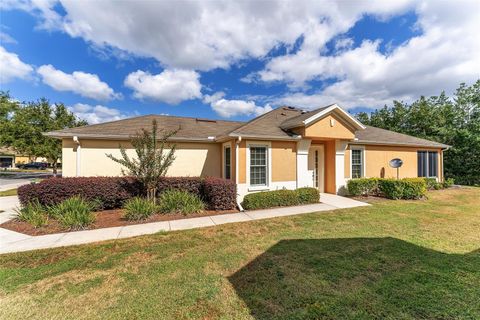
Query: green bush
[
  {"left": 15, "top": 201, "right": 48, "bottom": 228},
  {"left": 443, "top": 178, "right": 455, "bottom": 188},
  {"left": 378, "top": 178, "right": 426, "bottom": 200},
  {"left": 425, "top": 178, "right": 442, "bottom": 190},
  {"left": 242, "top": 188, "right": 320, "bottom": 210},
  {"left": 297, "top": 187, "right": 320, "bottom": 204},
  {"left": 158, "top": 189, "right": 205, "bottom": 215},
  {"left": 123, "top": 197, "right": 157, "bottom": 221},
  {"left": 49, "top": 196, "right": 96, "bottom": 230},
  {"left": 347, "top": 178, "right": 379, "bottom": 196},
  {"left": 242, "top": 189, "right": 299, "bottom": 210}
]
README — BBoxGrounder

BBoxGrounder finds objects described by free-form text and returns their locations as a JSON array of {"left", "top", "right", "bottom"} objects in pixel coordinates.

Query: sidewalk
[{"left": 0, "top": 194, "right": 368, "bottom": 254}]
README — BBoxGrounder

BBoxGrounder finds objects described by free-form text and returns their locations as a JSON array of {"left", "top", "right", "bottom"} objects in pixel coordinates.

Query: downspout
[
  {"left": 73, "top": 136, "right": 81, "bottom": 177},
  {"left": 235, "top": 136, "right": 244, "bottom": 211}
]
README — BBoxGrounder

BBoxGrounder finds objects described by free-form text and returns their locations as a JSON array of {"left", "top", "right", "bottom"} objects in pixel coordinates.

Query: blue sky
[{"left": 1, "top": 1, "right": 478, "bottom": 124}]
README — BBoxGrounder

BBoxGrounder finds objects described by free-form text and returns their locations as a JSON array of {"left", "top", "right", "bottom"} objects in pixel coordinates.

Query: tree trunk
[{"left": 52, "top": 160, "right": 58, "bottom": 177}]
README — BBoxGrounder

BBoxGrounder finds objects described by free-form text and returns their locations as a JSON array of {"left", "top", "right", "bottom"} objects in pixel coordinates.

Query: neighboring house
[
  {"left": 0, "top": 147, "right": 31, "bottom": 168},
  {"left": 45, "top": 104, "right": 449, "bottom": 199}
]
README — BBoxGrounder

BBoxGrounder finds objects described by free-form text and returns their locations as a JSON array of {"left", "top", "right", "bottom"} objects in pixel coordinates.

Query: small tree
[{"left": 106, "top": 120, "right": 176, "bottom": 203}]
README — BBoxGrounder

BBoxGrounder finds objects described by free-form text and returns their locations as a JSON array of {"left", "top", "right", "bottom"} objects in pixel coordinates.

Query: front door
[{"left": 308, "top": 146, "right": 324, "bottom": 192}]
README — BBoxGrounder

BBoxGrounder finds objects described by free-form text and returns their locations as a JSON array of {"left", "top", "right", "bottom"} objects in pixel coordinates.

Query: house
[
  {"left": 45, "top": 104, "right": 449, "bottom": 200},
  {"left": 0, "top": 147, "right": 32, "bottom": 168}
]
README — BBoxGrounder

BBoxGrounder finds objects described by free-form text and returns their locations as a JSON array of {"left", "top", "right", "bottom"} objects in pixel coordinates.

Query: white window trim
[
  {"left": 222, "top": 142, "right": 232, "bottom": 180},
  {"left": 350, "top": 145, "right": 366, "bottom": 179},
  {"left": 246, "top": 141, "right": 272, "bottom": 191}
]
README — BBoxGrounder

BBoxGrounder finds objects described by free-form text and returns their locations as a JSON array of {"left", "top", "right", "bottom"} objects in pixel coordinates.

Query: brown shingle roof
[
  {"left": 45, "top": 114, "right": 244, "bottom": 141},
  {"left": 228, "top": 106, "right": 303, "bottom": 139},
  {"left": 279, "top": 105, "right": 331, "bottom": 129},
  {"left": 354, "top": 126, "right": 449, "bottom": 148},
  {"left": 45, "top": 107, "right": 449, "bottom": 148}
]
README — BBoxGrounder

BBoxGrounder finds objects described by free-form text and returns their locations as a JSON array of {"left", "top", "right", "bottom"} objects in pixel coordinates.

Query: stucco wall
[
  {"left": 62, "top": 138, "right": 222, "bottom": 178},
  {"left": 304, "top": 114, "right": 355, "bottom": 140},
  {"left": 236, "top": 139, "right": 297, "bottom": 184},
  {"left": 344, "top": 145, "right": 443, "bottom": 180}
]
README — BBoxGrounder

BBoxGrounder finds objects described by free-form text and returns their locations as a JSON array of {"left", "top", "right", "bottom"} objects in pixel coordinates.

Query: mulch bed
[{"left": 0, "top": 208, "right": 239, "bottom": 236}]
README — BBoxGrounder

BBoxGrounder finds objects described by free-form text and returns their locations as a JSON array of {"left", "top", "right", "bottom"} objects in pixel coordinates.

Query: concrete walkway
[{"left": 0, "top": 193, "right": 368, "bottom": 254}]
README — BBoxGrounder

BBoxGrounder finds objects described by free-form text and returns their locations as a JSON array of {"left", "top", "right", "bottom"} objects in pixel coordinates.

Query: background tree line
[
  {"left": 356, "top": 80, "right": 480, "bottom": 186},
  {"left": 0, "top": 92, "right": 87, "bottom": 174}
]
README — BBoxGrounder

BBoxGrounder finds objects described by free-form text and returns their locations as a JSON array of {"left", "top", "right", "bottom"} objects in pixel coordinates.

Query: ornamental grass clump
[
  {"left": 49, "top": 196, "right": 96, "bottom": 230},
  {"left": 15, "top": 200, "right": 48, "bottom": 228},
  {"left": 123, "top": 197, "right": 157, "bottom": 221},
  {"left": 157, "top": 189, "right": 205, "bottom": 215}
]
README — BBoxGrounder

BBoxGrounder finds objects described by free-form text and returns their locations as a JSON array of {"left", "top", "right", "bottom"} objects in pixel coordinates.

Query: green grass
[
  {"left": 0, "top": 188, "right": 17, "bottom": 197},
  {"left": 0, "top": 187, "right": 479, "bottom": 319}
]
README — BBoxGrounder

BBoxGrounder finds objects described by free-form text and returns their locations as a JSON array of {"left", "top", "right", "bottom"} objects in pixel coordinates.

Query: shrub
[
  {"left": 297, "top": 187, "right": 320, "bottom": 204},
  {"left": 242, "top": 189, "right": 299, "bottom": 210},
  {"left": 18, "top": 177, "right": 141, "bottom": 209},
  {"left": 443, "top": 178, "right": 455, "bottom": 188},
  {"left": 158, "top": 190, "right": 205, "bottom": 215},
  {"left": 49, "top": 196, "right": 96, "bottom": 230},
  {"left": 378, "top": 178, "right": 426, "bottom": 200},
  {"left": 123, "top": 197, "right": 157, "bottom": 221},
  {"left": 203, "top": 177, "right": 237, "bottom": 210},
  {"left": 347, "top": 178, "right": 379, "bottom": 196},
  {"left": 18, "top": 176, "right": 236, "bottom": 211},
  {"left": 425, "top": 177, "right": 442, "bottom": 190},
  {"left": 15, "top": 201, "right": 48, "bottom": 228},
  {"left": 157, "top": 177, "right": 204, "bottom": 197}
]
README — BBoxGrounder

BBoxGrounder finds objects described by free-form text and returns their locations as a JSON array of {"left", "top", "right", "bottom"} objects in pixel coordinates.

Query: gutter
[{"left": 73, "top": 136, "right": 81, "bottom": 177}]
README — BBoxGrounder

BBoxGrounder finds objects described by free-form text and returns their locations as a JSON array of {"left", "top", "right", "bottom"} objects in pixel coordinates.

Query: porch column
[
  {"left": 296, "top": 139, "right": 312, "bottom": 188},
  {"left": 335, "top": 140, "right": 348, "bottom": 194}
]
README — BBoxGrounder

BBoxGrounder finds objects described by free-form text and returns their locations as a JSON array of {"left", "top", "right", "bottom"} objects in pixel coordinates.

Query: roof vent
[
  {"left": 283, "top": 106, "right": 296, "bottom": 110},
  {"left": 280, "top": 112, "right": 287, "bottom": 116}
]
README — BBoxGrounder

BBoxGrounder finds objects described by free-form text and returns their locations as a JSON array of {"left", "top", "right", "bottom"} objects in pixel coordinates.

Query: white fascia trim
[
  {"left": 350, "top": 145, "right": 366, "bottom": 178},
  {"left": 246, "top": 140, "right": 272, "bottom": 190},
  {"left": 303, "top": 104, "right": 366, "bottom": 130}
]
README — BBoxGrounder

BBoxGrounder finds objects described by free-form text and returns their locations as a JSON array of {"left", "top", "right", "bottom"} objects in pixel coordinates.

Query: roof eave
[
  {"left": 350, "top": 140, "right": 450, "bottom": 149},
  {"left": 43, "top": 132, "right": 218, "bottom": 143},
  {"left": 228, "top": 133, "right": 302, "bottom": 141}
]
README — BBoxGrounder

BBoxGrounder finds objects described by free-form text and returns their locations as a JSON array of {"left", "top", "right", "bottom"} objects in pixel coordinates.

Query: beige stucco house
[{"left": 46, "top": 104, "right": 449, "bottom": 200}]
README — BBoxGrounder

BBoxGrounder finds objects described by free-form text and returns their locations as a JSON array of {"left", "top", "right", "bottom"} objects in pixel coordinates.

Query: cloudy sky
[{"left": 0, "top": 0, "right": 479, "bottom": 124}]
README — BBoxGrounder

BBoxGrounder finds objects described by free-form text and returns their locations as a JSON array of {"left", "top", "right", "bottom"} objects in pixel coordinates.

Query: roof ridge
[{"left": 229, "top": 106, "right": 298, "bottom": 134}]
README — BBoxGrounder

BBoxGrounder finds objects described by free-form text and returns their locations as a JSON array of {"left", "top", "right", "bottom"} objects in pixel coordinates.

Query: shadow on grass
[{"left": 228, "top": 238, "right": 480, "bottom": 319}]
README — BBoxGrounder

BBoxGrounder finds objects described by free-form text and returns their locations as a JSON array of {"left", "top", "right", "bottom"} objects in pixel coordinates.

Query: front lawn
[
  {"left": 1, "top": 187, "right": 479, "bottom": 319},
  {"left": 0, "top": 188, "right": 17, "bottom": 197}
]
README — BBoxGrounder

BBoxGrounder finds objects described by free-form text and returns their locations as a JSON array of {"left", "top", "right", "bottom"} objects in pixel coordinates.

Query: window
[
  {"left": 418, "top": 151, "right": 438, "bottom": 177},
  {"left": 224, "top": 146, "right": 231, "bottom": 180},
  {"left": 314, "top": 150, "right": 319, "bottom": 188},
  {"left": 249, "top": 146, "right": 267, "bottom": 186},
  {"left": 351, "top": 149, "right": 364, "bottom": 178}
]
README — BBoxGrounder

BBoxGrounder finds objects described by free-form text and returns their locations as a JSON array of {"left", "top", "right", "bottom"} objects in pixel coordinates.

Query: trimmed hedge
[
  {"left": 242, "top": 187, "right": 319, "bottom": 210},
  {"left": 18, "top": 177, "right": 141, "bottom": 209},
  {"left": 157, "top": 177, "right": 203, "bottom": 196},
  {"left": 347, "top": 177, "right": 427, "bottom": 200},
  {"left": 346, "top": 178, "right": 379, "bottom": 196},
  {"left": 18, "top": 176, "right": 237, "bottom": 210},
  {"left": 297, "top": 187, "right": 320, "bottom": 204},
  {"left": 203, "top": 177, "right": 237, "bottom": 210}
]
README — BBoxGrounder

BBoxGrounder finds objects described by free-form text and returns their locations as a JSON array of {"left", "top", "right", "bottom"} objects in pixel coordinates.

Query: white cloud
[
  {"left": 258, "top": 0, "right": 480, "bottom": 108},
  {"left": 124, "top": 69, "right": 202, "bottom": 104},
  {"left": 68, "top": 103, "right": 130, "bottom": 124},
  {"left": 0, "top": 30, "right": 17, "bottom": 44},
  {"left": 206, "top": 93, "right": 272, "bottom": 118},
  {"left": 4, "top": 0, "right": 414, "bottom": 71},
  {"left": 37, "top": 64, "right": 121, "bottom": 101},
  {"left": 0, "top": 46, "right": 33, "bottom": 83},
  {"left": 4, "top": 0, "right": 480, "bottom": 110}
]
